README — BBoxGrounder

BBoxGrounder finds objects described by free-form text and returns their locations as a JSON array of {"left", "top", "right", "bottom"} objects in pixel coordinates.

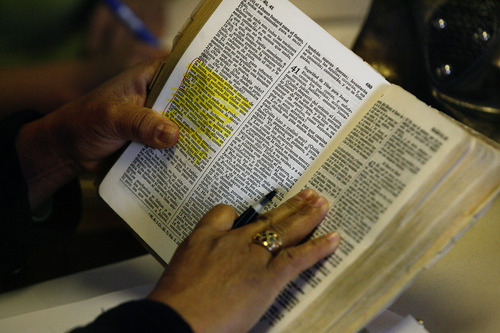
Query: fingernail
[
  {"left": 155, "top": 123, "right": 177, "bottom": 145},
  {"left": 297, "top": 188, "right": 315, "bottom": 201},
  {"left": 309, "top": 196, "right": 327, "bottom": 207},
  {"left": 326, "top": 232, "right": 340, "bottom": 245}
]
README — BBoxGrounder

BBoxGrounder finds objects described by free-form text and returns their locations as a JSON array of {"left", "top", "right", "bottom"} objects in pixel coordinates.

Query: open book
[{"left": 99, "top": 0, "right": 500, "bottom": 331}]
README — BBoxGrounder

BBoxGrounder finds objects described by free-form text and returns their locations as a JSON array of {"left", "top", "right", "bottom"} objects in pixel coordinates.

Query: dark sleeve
[
  {"left": 70, "top": 300, "right": 193, "bottom": 333},
  {"left": 0, "top": 110, "right": 81, "bottom": 285}
]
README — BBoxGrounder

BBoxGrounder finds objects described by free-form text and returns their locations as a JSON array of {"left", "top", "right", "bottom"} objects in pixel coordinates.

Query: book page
[
  {"left": 254, "top": 85, "right": 470, "bottom": 331},
  {"left": 99, "top": 0, "right": 388, "bottom": 262}
]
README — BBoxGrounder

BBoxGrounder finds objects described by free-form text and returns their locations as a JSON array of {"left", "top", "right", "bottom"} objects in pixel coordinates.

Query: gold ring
[{"left": 252, "top": 230, "right": 282, "bottom": 255}]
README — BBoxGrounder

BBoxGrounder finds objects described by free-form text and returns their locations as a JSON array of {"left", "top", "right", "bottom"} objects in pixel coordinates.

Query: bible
[{"left": 99, "top": 0, "right": 500, "bottom": 331}]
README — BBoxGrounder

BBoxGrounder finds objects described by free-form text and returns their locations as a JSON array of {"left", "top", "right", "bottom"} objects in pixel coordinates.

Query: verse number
[
  {"left": 290, "top": 66, "right": 300, "bottom": 74},
  {"left": 261, "top": 0, "right": 275, "bottom": 10}
]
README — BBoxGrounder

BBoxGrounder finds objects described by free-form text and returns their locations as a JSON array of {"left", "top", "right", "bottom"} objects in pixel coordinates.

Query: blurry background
[{"left": 164, "top": 0, "right": 373, "bottom": 49}]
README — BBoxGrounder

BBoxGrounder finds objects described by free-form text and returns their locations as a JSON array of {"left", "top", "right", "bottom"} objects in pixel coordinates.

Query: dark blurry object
[
  {"left": 422, "top": 0, "right": 500, "bottom": 119},
  {"left": 353, "top": 0, "right": 500, "bottom": 142},
  {"left": 352, "top": 0, "right": 431, "bottom": 102}
]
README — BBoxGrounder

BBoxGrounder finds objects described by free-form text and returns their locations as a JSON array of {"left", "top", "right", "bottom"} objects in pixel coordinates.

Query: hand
[
  {"left": 15, "top": 58, "right": 179, "bottom": 208},
  {"left": 148, "top": 189, "right": 340, "bottom": 333},
  {"left": 0, "top": 1, "right": 170, "bottom": 117},
  {"left": 87, "top": 0, "right": 169, "bottom": 71}
]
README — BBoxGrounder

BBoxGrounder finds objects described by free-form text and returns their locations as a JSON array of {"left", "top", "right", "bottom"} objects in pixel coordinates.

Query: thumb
[{"left": 115, "top": 104, "right": 179, "bottom": 149}]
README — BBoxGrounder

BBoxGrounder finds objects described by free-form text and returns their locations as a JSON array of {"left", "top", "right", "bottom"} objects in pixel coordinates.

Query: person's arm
[
  {"left": 0, "top": 58, "right": 177, "bottom": 285},
  {"left": 71, "top": 300, "right": 193, "bottom": 333},
  {"left": 0, "top": 0, "right": 169, "bottom": 116},
  {"left": 0, "top": 63, "right": 91, "bottom": 115},
  {"left": 0, "top": 49, "right": 168, "bottom": 117},
  {"left": 0, "top": 110, "right": 82, "bottom": 283},
  {"left": 14, "top": 58, "right": 179, "bottom": 210}
]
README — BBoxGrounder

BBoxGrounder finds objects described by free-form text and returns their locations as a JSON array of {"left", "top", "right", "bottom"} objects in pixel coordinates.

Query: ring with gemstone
[{"left": 252, "top": 230, "right": 282, "bottom": 255}]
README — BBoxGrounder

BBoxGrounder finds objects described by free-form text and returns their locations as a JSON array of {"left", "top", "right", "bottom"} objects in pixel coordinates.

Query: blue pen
[{"left": 102, "top": 0, "right": 161, "bottom": 47}]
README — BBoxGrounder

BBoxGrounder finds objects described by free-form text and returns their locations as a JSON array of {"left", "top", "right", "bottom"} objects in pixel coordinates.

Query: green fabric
[{"left": 0, "top": 0, "right": 95, "bottom": 66}]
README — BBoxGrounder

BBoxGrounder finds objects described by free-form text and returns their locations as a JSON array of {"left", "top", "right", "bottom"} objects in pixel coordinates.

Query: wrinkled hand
[
  {"left": 149, "top": 189, "right": 340, "bottom": 333},
  {"left": 16, "top": 58, "right": 179, "bottom": 208}
]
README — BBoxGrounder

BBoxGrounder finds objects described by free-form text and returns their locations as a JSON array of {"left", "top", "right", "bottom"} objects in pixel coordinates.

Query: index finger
[
  {"left": 255, "top": 188, "right": 318, "bottom": 225},
  {"left": 248, "top": 191, "right": 330, "bottom": 252}
]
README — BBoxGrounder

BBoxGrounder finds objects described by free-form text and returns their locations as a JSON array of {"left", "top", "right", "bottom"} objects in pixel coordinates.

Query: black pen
[{"left": 232, "top": 190, "right": 277, "bottom": 229}]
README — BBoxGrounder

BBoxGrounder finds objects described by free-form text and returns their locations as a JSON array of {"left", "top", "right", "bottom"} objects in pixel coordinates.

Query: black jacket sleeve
[{"left": 70, "top": 300, "right": 193, "bottom": 332}]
